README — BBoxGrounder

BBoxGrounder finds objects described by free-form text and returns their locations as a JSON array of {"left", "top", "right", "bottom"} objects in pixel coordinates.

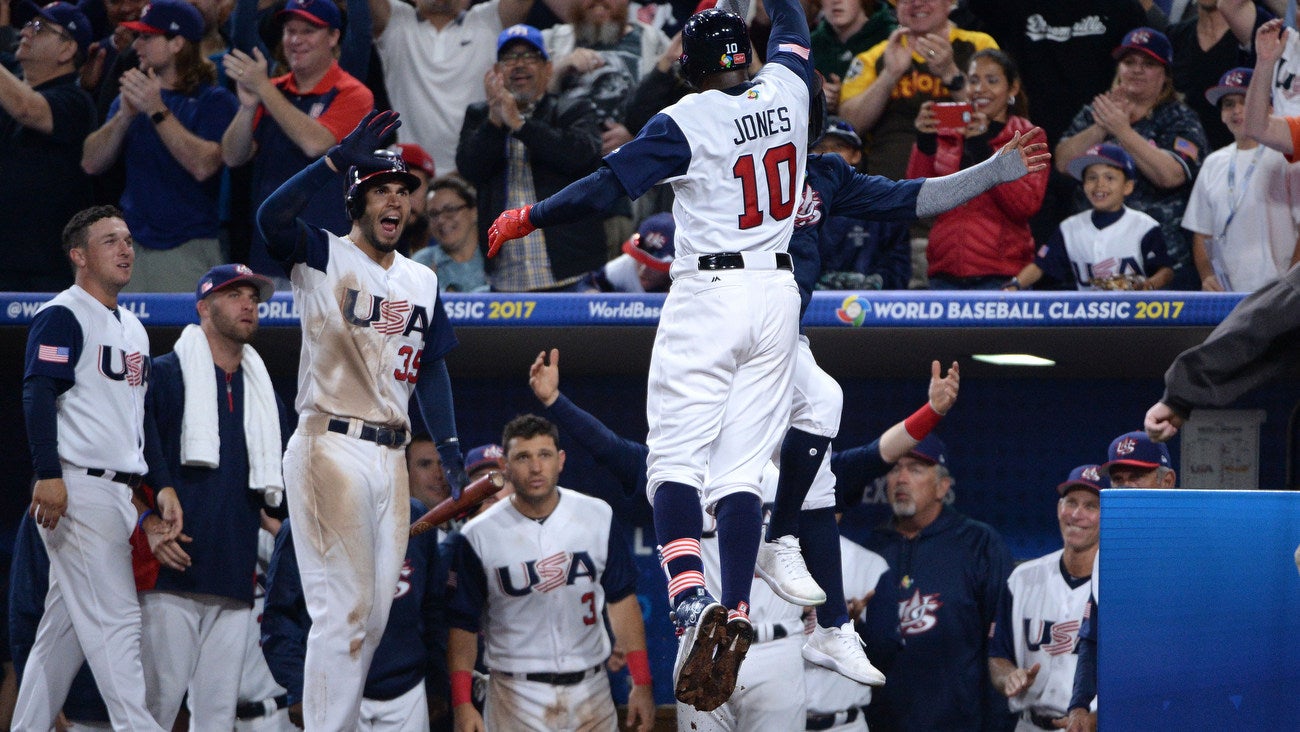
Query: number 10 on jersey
[{"left": 733, "top": 142, "right": 798, "bottom": 229}]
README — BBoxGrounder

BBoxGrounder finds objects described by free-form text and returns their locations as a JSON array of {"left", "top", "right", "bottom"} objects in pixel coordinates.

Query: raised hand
[
  {"left": 1256, "top": 18, "right": 1288, "bottom": 65},
  {"left": 997, "top": 127, "right": 1051, "bottom": 173},
  {"left": 529, "top": 348, "right": 561, "bottom": 406},
  {"left": 328, "top": 109, "right": 402, "bottom": 170},
  {"left": 928, "top": 360, "right": 960, "bottom": 414}
]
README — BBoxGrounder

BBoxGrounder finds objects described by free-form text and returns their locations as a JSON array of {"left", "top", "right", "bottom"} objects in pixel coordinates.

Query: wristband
[
  {"left": 136, "top": 508, "right": 154, "bottom": 530},
  {"left": 451, "top": 670, "right": 473, "bottom": 707},
  {"left": 903, "top": 403, "right": 943, "bottom": 440},
  {"left": 1004, "top": 277, "right": 1021, "bottom": 290},
  {"left": 626, "top": 649, "right": 652, "bottom": 686}
]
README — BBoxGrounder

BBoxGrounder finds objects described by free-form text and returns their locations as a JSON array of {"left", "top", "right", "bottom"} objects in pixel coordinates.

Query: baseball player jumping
[
  {"left": 488, "top": 0, "right": 815, "bottom": 709},
  {"left": 256, "top": 110, "right": 466, "bottom": 730}
]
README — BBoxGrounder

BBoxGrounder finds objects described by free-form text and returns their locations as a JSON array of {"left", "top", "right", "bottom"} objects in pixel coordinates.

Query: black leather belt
[
  {"left": 697, "top": 252, "right": 793, "bottom": 271},
  {"left": 503, "top": 664, "right": 601, "bottom": 686},
  {"left": 806, "top": 706, "right": 861, "bottom": 730},
  {"left": 1027, "top": 711, "right": 1065, "bottom": 730},
  {"left": 327, "top": 418, "right": 408, "bottom": 447},
  {"left": 235, "top": 695, "right": 288, "bottom": 720},
  {"left": 85, "top": 468, "right": 143, "bottom": 488}
]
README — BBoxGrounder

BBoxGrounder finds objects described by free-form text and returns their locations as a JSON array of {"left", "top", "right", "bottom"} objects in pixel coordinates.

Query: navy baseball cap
[
  {"left": 196, "top": 264, "right": 274, "bottom": 302},
  {"left": 1057, "top": 464, "right": 1110, "bottom": 496},
  {"left": 27, "top": 1, "right": 92, "bottom": 52},
  {"left": 1113, "top": 27, "right": 1172, "bottom": 66},
  {"left": 622, "top": 213, "right": 676, "bottom": 273},
  {"left": 1067, "top": 143, "right": 1136, "bottom": 182},
  {"left": 1103, "top": 431, "right": 1171, "bottom": 473},
  {"left": 906, "top": 433, "right": 947, "bottom": 468},
  {"left": 821, "top": 117, "right": 863, "bottom": 149},
  {"left": 497, "top": 24, "right": 548, "bottom": 61},
  {"left": 121, "top": 0, "right": 204, "bottom": 42},
  {"left": 277, "top": 0, "right": 341, "bottom": 30},
  {"left": 1205, "top": 66, "right": 1252, "bottom": 106},
  {"left": 466, "top": 444, "right": 504, "bottom": 475}
]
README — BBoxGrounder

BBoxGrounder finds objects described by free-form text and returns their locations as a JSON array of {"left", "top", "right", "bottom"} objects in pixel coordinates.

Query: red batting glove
[{"left": 487, "top": 205, "right": 535, "bottom": 257}]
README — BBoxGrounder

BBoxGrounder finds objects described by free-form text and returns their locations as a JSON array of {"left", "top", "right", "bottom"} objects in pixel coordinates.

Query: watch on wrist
[
  {"left": 151, "top": 108, "right": 171, "bottom": 125},
  {"left": 945, "top": 73, "right": 966, "bottom": 92}
]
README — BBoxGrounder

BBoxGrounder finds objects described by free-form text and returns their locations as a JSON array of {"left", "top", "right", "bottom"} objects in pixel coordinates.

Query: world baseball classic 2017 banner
[{"left": 0, "top": 291, "right": 1247, "bottom": 328}]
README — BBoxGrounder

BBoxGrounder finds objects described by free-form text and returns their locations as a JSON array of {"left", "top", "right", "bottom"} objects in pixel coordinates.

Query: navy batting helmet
[
  {"left": 345, "top": 150, "right": 422, "bottom": 220},
  {"left": 680, "top": 9, "right": 750, "bottom": 88}
]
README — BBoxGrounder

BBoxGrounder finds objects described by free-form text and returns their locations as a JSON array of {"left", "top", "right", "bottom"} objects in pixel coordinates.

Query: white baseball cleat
[
  {"left": 755, "top": 535, "right": 826, "bottom": 606},
  {"left": 802, "top": 622, "right": 886, "bottom": 686}
]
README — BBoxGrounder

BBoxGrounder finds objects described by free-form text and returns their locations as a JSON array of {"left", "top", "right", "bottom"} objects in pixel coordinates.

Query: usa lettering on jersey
[
  {"left": 496, "top": 551, "right": 597, "bottom": 596},
  {"left": 341, "top": 289, "right": 430, "bottom": 338},
  {"left": 99, "top": 347, "right": 148, "bottom": 386},
  {"left": 1023, "top": 618, "right": 1080, "bottom": 655}
]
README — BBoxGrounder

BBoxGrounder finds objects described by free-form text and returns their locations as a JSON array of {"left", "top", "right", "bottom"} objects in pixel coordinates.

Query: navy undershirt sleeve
[
  {"left": 528, "top": 166, "right": 631, "bottom": 229},
  {"left": 24, "top": 306, "right": 81, "bottom": 479},
  {"left": 600, "top": 518, "right": 639, "bottom": 602},
  {"left": 257, "top": 157, "right": 338, "bottom": 266},
  {"left": 445, "top": 532, "right": 489, "bottom": 633},
  {"left": 543, "top": 394, "right": 648, "bottom": 497}
]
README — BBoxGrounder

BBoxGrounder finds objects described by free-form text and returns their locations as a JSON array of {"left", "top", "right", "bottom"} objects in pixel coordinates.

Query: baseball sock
[
  {"left": 715, "top": 492, "right": 762, "bottom": 621},
  {"left": 767, "top": 428, "right": 832, "bottom": 541},
  {"left": 801, "top": 507, "right": 850, "bottom": 628},
  {"left": 654, "top": 481, "right": 706, "bottom": 608}
]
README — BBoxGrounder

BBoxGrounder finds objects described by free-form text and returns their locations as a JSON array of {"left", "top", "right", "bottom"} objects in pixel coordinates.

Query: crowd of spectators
[{"left": 4, "top": 0, "right": 1298, "bottom": 294}]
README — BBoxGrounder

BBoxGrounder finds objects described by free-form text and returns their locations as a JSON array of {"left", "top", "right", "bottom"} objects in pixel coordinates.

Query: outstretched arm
[
  {"left": 530, "top": 349, "right": 649, "bottom": 495},
  {"left": 914, "top": 128, "right": 1048, "bottom": 218}
]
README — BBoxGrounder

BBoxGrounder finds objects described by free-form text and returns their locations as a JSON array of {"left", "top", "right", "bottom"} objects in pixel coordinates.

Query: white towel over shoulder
[{"left": 175, "top": 324, "right": 284, "bottom": 506}]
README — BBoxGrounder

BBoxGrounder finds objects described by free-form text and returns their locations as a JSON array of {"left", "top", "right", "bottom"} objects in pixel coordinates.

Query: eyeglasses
[
  {"left": 24, "top": 19, "right": 74, "bottom": 42},
  {"left": 498, "top": 51, "right": 544, "bottom": 66},
  {"left": 429, "top": 203, "right": 469, "bottom": 219}
]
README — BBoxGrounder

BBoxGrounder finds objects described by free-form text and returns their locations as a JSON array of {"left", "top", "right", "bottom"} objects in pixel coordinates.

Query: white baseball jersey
[
  {"left": 995, "top": 549, "right": 1092, "bottom": 718},
  {"left": 34, "top": 285, "right": 149, "bottom": 474},
  {"left": 661, "top": 63, "right": 809, "bottom": 257},
  {"left": 804, "top": 537, "right": 889, "bottom": 715},
  {"left": 290, "top": 231, "right": 447, "bottom": 428},
  {"left": 451, "top": 488, "right": 637, "bottom": 674},
  {"left": 1039, "top": 207, "right": 1166, "bottom": 289}
]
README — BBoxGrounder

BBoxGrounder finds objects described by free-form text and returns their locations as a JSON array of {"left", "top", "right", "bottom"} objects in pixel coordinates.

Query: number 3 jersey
[
  {"left": 289, "top": 230, "right": 456, "bottom": 429},
  {"left": 604, "top": 57, "right": 812, "bottom": 258},
  {"left": 444, "top": 488, "right": 638, "bottom": 674}
]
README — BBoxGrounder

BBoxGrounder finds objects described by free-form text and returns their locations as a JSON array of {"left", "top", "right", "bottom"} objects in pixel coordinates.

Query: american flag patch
[
  {"left": 1092, "top": 257, "right": 1118, "bottom": 278},
  {"left": 1173, "top": 136, "right": 1199, "bottom": 161},
  {"left": 778, "top": 43, "right": 810, "bottom": 60},
  {"left": 38, "top": 345, "right": 70, "bottom": 364}
]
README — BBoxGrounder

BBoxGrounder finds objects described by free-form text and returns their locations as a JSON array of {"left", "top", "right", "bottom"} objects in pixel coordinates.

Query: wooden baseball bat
[{"left": 410, "top": 471, "right": 506, "bottom": 536}]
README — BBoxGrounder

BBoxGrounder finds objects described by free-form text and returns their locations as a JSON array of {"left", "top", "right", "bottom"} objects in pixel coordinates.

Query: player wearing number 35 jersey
[
  {"left": 257, "top": 110, "right": 465, "bottom": 730},
  {"left": 487, "top": 0, "right": 814, "bottom": 711}
]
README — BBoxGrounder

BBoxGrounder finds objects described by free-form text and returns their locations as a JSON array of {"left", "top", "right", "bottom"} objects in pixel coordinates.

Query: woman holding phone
[{"left": 908, "top": 49, "right": 1049, "bottom": 289}]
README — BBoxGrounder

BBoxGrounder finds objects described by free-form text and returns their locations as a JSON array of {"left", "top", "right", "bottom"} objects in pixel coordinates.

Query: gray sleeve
[
  {"left": 913, "top": 148, "right": 1027, "bottom": 218},
  {"left": 715, "top": 0, "right": 749, "bottom": 17}
]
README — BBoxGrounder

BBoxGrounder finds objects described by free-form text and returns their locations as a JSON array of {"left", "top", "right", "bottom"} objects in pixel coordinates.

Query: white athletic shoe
[
  {"left": 802, "top": 621, "right": 886, "bottom": 686},
  {"left": 755, "top": 535, "right": 826, "bottom": 606}
]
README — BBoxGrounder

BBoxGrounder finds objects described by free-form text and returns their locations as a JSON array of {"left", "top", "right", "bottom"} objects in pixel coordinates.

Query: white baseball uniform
[
  {"left": 789, "top": 335, "right": 842, "bottom": 511},
  {"left": 990, "top": 549, "right": 1094, "bottom": 730},
  {"left": 625, "top": 56, "right": 810, "bottom": 507},
  {"left": 283, "top": 228, "right": 452, "bottom": 730},
  {"left": 15, "top": 285, "right": 163, "bottom": 732},
  {"left": 803, "top": 538, "right": 890, "bottom": 732},
  {"left": 445, "top": 488, "right": 640, "bottom": 731}
]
